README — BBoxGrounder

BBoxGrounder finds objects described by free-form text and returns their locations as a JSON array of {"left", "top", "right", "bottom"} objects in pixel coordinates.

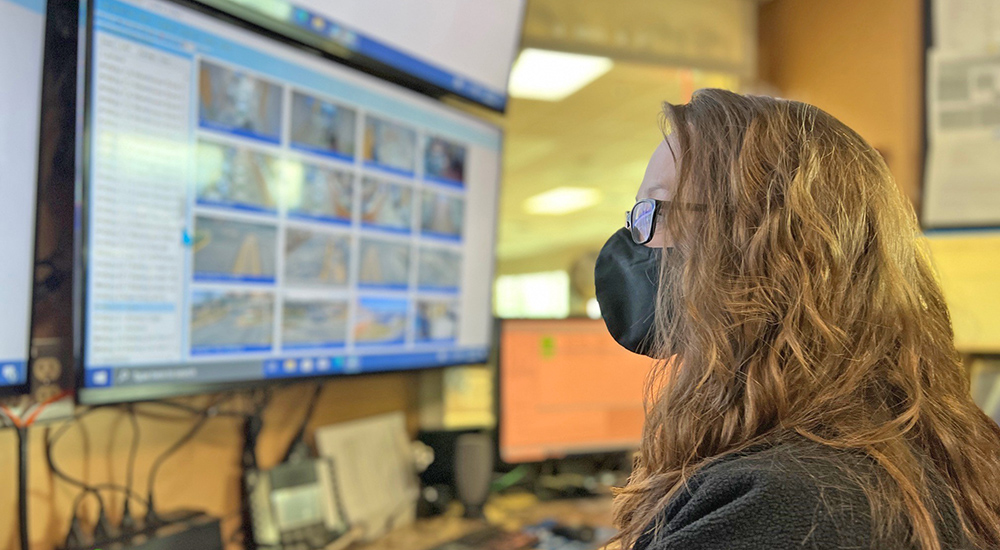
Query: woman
[{"left": 594, "top": 89, "right": 1000, "bottom": 550}]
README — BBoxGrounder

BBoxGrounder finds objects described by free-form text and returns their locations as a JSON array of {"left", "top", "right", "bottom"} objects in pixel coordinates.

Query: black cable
[
  {"left": 281, "top": 383, "right": 323, "bottom": 463},
  {"left": 17, "top": 427, "right": 29, "bottom": 550},
  {"left": 122, "top": 404, "right": 140, "bottom": 531},
  {"left": 47, "top": 396, "right": 243, "bottom": 517},
  {"left": 46, "top": 409, "right": 150, "bottom": 511},
  {"left": 239, "top": 389, "right": 271, "bottom": 549},
  {"left": 300, "top": 383, "right": 323, "bottom": 430},
  {"left": 132, "top": 398, "right": 247, "bottom": 424},
  {"left": 46, "top": 395, "right": 253, "bottom": 545},
  {"left": 64, "top": 490, "right": 102, "bottom": 547},
  {"left": 146, "top": 412, "right": 210, "bottom": 521},
  {"left": 45, "top": 410, "right": 108, "bottom": 511},
  {"left": 146, "top": 400, "right": 204, "bottom": 415},
  {"left": 87, "top": 483, "right": 149, "bottom": 510},
  {"left": 70, "top": 489, "right": 102, "bottom": 519},
  {"left": 126, "top": 405, "right": 139, "bottom": 498}
]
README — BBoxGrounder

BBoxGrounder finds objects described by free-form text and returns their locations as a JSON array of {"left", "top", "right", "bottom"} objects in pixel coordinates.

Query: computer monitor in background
[
  {"left": 198, "top": 0, "right": 525, "bottom": 112},
  {"left": 73, "top": 0, "right": 502, "bottom": 404},
  {"left": 498, "top": 318, "right": 651, "bottom": 464},
  {"left": 0, "top": 0, "right": 45, "bottom": 395}
]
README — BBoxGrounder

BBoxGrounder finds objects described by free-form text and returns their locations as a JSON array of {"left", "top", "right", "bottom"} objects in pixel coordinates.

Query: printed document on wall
[
  {"left": 924, "top": 49, "right": 1000, "bottom": 226},
  {"left": 933, "top": 0, "right": 1000, "bottom": 52}
]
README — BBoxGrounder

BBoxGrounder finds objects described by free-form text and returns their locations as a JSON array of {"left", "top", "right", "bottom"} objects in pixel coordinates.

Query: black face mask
[{"left": 594, "top": 227, "right": 668, "bottom": 357}]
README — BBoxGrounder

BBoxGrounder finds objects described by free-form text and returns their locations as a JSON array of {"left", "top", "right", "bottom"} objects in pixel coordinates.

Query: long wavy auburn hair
[{"left": 612, "top": 89, "right": 1000, "bottom": 550}]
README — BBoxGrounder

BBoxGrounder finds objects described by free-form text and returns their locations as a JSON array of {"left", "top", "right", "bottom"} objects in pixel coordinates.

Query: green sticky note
[{"left": 540, "top": 335, "right": 555, "bottom": 358}]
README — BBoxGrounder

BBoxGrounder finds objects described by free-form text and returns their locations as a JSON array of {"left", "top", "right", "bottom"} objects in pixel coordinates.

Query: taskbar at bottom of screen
[
  {"left": 0, "top": 359, "right": 27, "bottom": 388},
  {"left": 81, "top": 347, "right": 490, "bottom": 393}
]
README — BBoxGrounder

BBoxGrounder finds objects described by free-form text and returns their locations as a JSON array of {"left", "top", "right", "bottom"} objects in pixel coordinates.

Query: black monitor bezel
[
  {"left": 40, "top": 0, "right": 503, "bottom": 405},
  {"left": 918, "top": 0, "right": 1000, "bottom": 231},
  {"left": 1, "top": 0, "right": 73, "bottom": 399}
]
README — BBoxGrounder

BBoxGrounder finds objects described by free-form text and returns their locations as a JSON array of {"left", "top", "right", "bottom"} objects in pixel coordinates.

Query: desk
[{"left": 353, "top": 495, "right": 615, "bottom": 550}]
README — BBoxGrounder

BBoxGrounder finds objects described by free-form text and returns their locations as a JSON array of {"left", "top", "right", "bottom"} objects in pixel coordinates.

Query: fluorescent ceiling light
[
  {"left": 524, "top": 186, "right": 603, "bottom": 215},
  {"left": 508, "top": 48, "right": 613, "bottom": 101}
]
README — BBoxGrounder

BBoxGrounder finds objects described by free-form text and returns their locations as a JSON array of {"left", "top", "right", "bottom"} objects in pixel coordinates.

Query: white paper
[
  {"left": 924, "top": 134, "right": 1000, "bottom": 225},
  {"left": 934, "top": 0, "right": 1000, "bottom": 52},
  {"left": 924, "top": 50, "right": 1000, "bottom": 225},
  {"left": 927, "top": 50, "right": 1000, "bottom": 137}
]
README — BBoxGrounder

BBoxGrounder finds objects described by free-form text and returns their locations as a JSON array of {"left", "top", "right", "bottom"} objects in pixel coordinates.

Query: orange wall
[
  {"left": 758, "top": 0, "right": 924, "bottom": 204},
  {"left": 0, "top": 375, "right": 420, "bottom": 549}
]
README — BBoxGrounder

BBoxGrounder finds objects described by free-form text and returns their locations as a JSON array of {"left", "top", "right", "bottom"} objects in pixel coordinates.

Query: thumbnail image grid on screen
[
  {"left": 82, "top": 0, "right": 498, "bottom": 396},
  {"left": 191, "top": 61, "right": 470, "bottom": 355}
]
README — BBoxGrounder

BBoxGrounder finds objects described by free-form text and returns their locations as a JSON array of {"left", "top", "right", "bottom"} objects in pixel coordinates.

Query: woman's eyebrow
[{"left": 637, "top": 186, "right": 671, "bottom": 202}]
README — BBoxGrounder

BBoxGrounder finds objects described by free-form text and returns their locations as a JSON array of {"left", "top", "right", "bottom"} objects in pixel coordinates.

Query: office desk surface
[{"left": 353, "top": 494, "right": 616, "bottom": 550}]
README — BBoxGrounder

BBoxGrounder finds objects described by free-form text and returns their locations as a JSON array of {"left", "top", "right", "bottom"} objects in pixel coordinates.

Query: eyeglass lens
[{"left": 630, "top": 201, "right": 655, "bottom": 244}]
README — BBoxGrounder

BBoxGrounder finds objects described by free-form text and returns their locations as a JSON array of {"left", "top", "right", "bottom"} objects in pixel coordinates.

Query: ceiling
[
  {"left": 495, "top": 64, "right": 740, "bottom": 267},
  {"left": 480, "top": 0, "right": 755, "bottom": 272},
  {"left": 521, "top": 0, "right": 757, "bottom": 76}
]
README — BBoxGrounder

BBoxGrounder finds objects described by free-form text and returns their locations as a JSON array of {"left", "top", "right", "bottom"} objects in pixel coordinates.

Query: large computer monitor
[
  {"left": 0, "top": 0, "right": 46, "bottom": 395},
  {"left": 198, "top": 0, "right": 526, "bottom": 112},
  {"left": 498, "top": 318, "right": 651, "bottom": 464},
  {"left": 74, "top": 0, "right": 502, "bottom": 404}
]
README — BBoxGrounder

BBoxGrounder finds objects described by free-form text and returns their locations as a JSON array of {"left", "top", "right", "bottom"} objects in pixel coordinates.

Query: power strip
[{"left": 61, "top": 511, "right": 222, "bottom": 550}]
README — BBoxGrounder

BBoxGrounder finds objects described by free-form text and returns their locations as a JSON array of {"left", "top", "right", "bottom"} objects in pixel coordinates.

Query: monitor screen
[
  {"left": 0, "top": 0, "right": 45, "bottom": 393},
  {"left": 78, "top": 0, "right": 502, "bottom": 404},
  {"left": 201, "top": 0, "right": 525, "bottom": 112},
  {"left": 498, "top": 318, "right": 650, "bottom": 464}
]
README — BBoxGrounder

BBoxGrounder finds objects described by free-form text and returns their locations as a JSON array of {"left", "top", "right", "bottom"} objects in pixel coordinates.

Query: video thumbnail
[
  {"left": 420, "top": 190, "right": 464, "bottom": 239},
  {"left": 363, "top": 116, "right": 417, "bottom": 175},
  {"left": 358, "top": 238, "right": 411, "bottom": 289},
  {"left": 286, "top": 162, "right": 354, "bottom": 224},
  {"left": 415, "top": 300, "right": 459, "bottom": 342},
  {"left": 424, "top": 136, "right": 466, "bottom": 185},
  {"left": 284, "top": 228, "right": 350, "bottom": 287},
  {"left": 290, "top": 90, "right": 357, "bottom": 160},
  {"left": 196, "top": 140, "right": 279, "bottom": 212},
  {"left": 354, "top": 297, "right": 408, "bottom": 345},
  {"left": 418, "top": 247, "right": 462, "bottom": 290},
  {"left": 193, "top": 216, "right": 277, "bottom": 283},
  {"left": 282, "top": 299, "right": 349, "bottom": 349},
  {"left": 361, "top": 176, "right": 413, "bottom": 232},
  {"left": 198, "top": 60, "right": 282, "bottom": 142},
  {"left": 190, "top": 290, "right": 274, "bottom": 354}
]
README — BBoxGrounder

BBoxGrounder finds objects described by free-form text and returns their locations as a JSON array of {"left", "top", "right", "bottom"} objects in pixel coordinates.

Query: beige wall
[{"left": 758, "top": 0, "right": 924, "bottom": 204}]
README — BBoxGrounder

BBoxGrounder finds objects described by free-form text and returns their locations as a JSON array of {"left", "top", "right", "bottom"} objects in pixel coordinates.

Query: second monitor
[
  {"left": 0, "top": 0, "right": 46, "bottom": 395},
  {"left": 498, "top": 318, "right": 652, "bottom": 464}
]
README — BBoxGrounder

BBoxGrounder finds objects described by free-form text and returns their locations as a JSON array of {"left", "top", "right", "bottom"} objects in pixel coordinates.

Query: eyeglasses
[{"left": 625, "top": 199, "right": 705, "bottom": 245}]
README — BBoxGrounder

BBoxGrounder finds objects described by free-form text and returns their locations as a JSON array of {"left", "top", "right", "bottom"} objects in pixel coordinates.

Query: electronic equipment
[
  {"left": 53, "top": 0, "right": 502, "bottom": 404},
  {"left": 417, "top": 429, "right": 481, "bottom": 488},
  {"left": 245, "top": 458, "right": 347, "bottom": 549},
  {"left": 314, "top": 411, "right": 420, "bottom": 541},
  {"left": 62, "top": 511, "right": 222, "bottom": 550},
  {"left": 416, "top": 428, "right": 481, "bottom": 517},
  {"left": 0, "top": 0, "right": 46, "bottom": 396},
  {"left": 197, "top": 0, "right": 525, "bottom": 112},
  {"left": 498, "top": 318, "right": 651, "bottom": 464}
]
